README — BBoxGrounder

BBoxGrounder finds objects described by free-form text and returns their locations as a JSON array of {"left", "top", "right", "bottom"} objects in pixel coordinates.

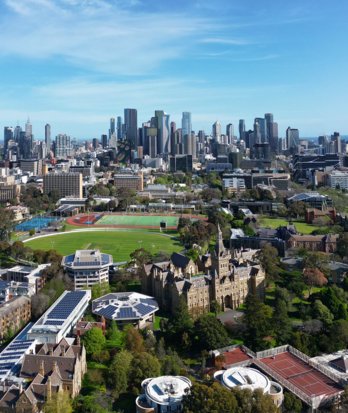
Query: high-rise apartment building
[
  {"left": 124, "top": 108, "right": 138, "bottom": 149},
  {"left": 154, "top": 110, "right": 170, "bottom": 155},
  {"left": 4, "top": 127, "right": 13, "bottom": 157},
  {"left": 25, "top": 118, "right": 32, "bottom": 138},
  {"left": 254, "top": 117, "right": 266, "bottom": 143},
  {"left": 43, "top": 172, "right": 83, "bottom": 198},
  {"left": 239, "top": 119, "right": 245, "bottom": 141},
  {"left": 45, "top": 124, "right": 51, "bottom": 155},
  {"left": 182, "top": 112, "right": 192, "bottom": 156},
  {"left": 55, "top": 134, "right": 72, "bottom": 159},
  {"left": 286, "top": 127, "right": 300, "bottom": 151},
  {"left": 101, "top": 134, "right": 108, "bottom": 148},
  {"left": 110, "top": 117, "right": 115, "bottom": 136},
  {"left": 226, "top": 123, "right": 234, "bottom": 145},
  {"left": 212, "top": 121, "right": 221, "bottom": 142},
  {"left": 117, "top": 116, "right": 122, "bottom": 140}
]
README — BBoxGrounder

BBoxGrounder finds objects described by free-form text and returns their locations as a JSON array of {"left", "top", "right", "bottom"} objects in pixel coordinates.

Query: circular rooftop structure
[
  {"left": 215, "top": 367, "right": 271, "bottom": 393},
  {"left": 92, "top": 292, "right": 159, "bottom": 323},
  {"left": 142, "top": 376, "right": 192, "bottom": 406}
]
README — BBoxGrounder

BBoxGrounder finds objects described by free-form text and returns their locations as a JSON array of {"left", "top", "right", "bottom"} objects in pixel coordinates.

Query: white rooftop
[
  {"left": 143, "top": 376, "right": 191, "bottom": 406},
  {"left": 215, "top": 367, "right": 270, "bottom": 393}
]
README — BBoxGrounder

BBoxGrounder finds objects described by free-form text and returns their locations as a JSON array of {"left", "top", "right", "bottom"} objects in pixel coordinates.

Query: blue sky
[{"left": 0, "top": 0, "right": 347, "bottom": 140}]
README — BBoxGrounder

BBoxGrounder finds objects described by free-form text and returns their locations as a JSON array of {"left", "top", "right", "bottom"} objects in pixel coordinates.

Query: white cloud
[
  {"left": 201, "top": 37, "right": 251, "bottom": 46},
  {"left": 0, "top": 0, "right": 213, "bottom": 75}
]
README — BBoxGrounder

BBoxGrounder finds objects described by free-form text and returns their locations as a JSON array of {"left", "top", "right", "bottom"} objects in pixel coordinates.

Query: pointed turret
[{"left": 216, "top": 224, "right": 225, "bottom": 255}]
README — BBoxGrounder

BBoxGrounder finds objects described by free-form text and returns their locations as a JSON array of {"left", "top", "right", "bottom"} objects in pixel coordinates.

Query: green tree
[
  {"left": 44, "top": 391, "right": 72, "bottom": 413},
  {"left": 83, "top": 327, "right": 106, "bottom": 358},
  {"left": 283, "top": 391, "right": 302, "bottom": 413},
  {"left": 124, "top": 326, "right": 145, "bottom": 353},
  {"left": 91, "top": 282, "right": 111, "bottom": 300},
  {"left": 337, "top": 233, "right": 348, "bottom": 259},
  {"left": 272, "top": 299, "right": 292, "bottom": 345},
  {"left": 166, "top": 297, "right": 194, "bottom": 348},
  {"left": 329, "top": 320, "right": 348, "bottom": 350},
  {"left": 161, "top": 350, "right": 185, "bottom": 375},
  {"left": 193, "top": 314, "right": 230, "bottom": 351},
  {"left": 0, "top": 208, "right": 14, "bottom": 241},
  {"left": 312, "top": 300, "right": 334, "bottom": 327},
  {"left": 182, "top": 382, "right": 238, "bottom": 413},
  {"left": 106, "top": 320, "right": 124, "bottom": 346},
  {"left": 256, "top": 243, "right": 280, "bottom": 281},
  {"left": 108, "top": 350, "right": 133, "bottom": 398},
  {"left": 243, "top": 294, "right": 273, "bottom": 351},
  {"left": 288, "top": 201, "right": 306, "bottom": 218},
  {"left": 129, "top": 248, "right": 152, "bottom": 267},
  {"left": 129, "top": 352, "right": 161, "bottom": 393}
]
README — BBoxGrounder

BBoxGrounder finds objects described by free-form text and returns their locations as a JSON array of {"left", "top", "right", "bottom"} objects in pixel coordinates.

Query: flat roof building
[
  {"left": 113, "top": 172, "right": 143, "bottom": 191},
  {"left": 62, "top": 250, "right": 113, "bottom": 290},
  {"left": 136, "top": 376, "right": 191, "bottom": 413},
  {"left": 43, "top": 172, "right": 83, "bottom": 198},
  {"left": 27, "top": 290, "right": 91, "bottom": 344},
  {"left": 0, "top": 296, "right": 31, "bottom": 341},
  {"left": 0, "top": 323, "right": 36, "bottom": 382}
]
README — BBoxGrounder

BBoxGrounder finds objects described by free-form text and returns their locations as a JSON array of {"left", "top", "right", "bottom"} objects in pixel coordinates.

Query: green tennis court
[{"left": 97, "top": 215, "right": 179, "bottom": 227}]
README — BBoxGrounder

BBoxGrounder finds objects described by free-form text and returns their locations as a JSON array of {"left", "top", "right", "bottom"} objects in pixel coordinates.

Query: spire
[{"left": 216, "top": 224, "right": 224, "bottom": 254}]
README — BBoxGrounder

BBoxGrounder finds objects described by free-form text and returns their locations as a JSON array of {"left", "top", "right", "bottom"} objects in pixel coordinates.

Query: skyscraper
[
  {"left": 155, "top": 110, "right": 170, "bottom": 155},
  {"left": 182, "top": 112, "right": 192, "bottom": 156},
  {"left": 254, "top": 117, "right": 266, "bottom": 143},
  {"left": 239, "top": 120, "right": 245, "bottom": 141},
  {"left": 117, "top": 116, "right": 122, "bottom": 140},
  {"left": 101, "top": 134, "right": 108, "bottom": 148},
  {"left": 25, "top": 118, "right": 32, "bottom": 138},
  {"left": 212, "top": 121, "right": 221, "bottom": 142},
  {"left": 4, "top": 127, "right": 13, "bottom": 157},
  {"left": 286, "top": 127, "right": 300, "bottom": 151},
  {"left": 110, "top": 118, "right": 115, "bottom": 136},
  {"left": 45, "top": 124, "right": 51, "bottom": 154},
  {"left": 226, "top": 124, "right": 234, "bottom": 145},
  {"left": 55, "top": 134, "right": 72, "bottom": 158},
  {"left": 124, "top": 108, "right": 138, "bottom": 149}
]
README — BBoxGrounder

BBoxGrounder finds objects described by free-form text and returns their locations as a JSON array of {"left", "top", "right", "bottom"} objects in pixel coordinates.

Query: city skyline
[{"left": 0, "top": 0, "right": 347, "bottom": 138}]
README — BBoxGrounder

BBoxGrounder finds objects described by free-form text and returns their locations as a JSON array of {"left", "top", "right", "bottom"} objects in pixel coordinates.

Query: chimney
[
  {"left": 39, "top": 360, "right": 45, "bottom": 376},
  {"left": 76, "top": 335, "right": 81, "bottom": 346},
  {"left": 46, "top": 375, "right": 52, "bottom": 400},
  {"left": 60, "top": 345, "right": 65, "bottom": 356},
  {"left": 52, "top": 361, "right": 58, "bottom": 374}
]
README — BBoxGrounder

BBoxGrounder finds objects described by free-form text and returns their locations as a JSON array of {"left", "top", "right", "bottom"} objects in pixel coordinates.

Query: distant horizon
[{"left": 0, "top": 0, "right": 347, "bottom": 138}]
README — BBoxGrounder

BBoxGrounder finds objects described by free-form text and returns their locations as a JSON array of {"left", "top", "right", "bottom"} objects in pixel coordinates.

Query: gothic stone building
[
  {"left": 142, "top": 227, "right": 265, "bottom": 316},
  {"left": 0, "top": 337, "right": 86, "bottom": 413}
]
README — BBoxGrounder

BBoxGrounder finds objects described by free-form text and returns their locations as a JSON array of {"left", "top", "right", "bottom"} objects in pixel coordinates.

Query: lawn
[
  {"left": 25, "top": 230, "right": 182, "bottom": 261},
  {"left": 258, "top": 217, "right": 321, "bottom": 234},
  {"left": 97, "top": 214, "right": 179, "bottom": 227}
]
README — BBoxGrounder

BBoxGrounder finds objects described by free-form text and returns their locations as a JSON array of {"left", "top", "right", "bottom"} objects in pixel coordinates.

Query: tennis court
[
  {"left": 15, "top": 217, "right": 57, "bottom": 231},
  {"left": 96, "top": 214, "right": 179, "bottom": 228},
  {"left": 260, "top": 352, "right": 341, "bottom": 397}
]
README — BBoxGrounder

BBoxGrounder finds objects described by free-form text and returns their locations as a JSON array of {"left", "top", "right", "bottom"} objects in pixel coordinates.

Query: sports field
[
  {"left": 25, "top": 230, "right": 182, "bottom": 261},
  {"left": 258, "top": 217, "right": 322, "bottom": 234},
  {"left": 97, "top": 215, "right": 179, "bottom": 227}
]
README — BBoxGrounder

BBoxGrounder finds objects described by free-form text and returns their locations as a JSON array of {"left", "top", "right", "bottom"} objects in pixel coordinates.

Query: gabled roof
[{"left": 171, "top": 252, "right": 191, "bottom": 269}]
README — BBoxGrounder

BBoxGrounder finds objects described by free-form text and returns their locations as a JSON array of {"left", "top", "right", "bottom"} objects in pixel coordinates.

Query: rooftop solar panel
[
  {"left": 134, "top": 303, "right": 154, "bottom": 317},
  {"left": 98, "top": 305, "right": 115, "bottom": 319},
  {"left": 44, "top": 320, "right": 64, "bottom": 326},
  {"left": 118, "top": 307, "right": 137, "bottom": 319},
  {"left": 47, "top": 291, "right": 85, "bottom": 319}
]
